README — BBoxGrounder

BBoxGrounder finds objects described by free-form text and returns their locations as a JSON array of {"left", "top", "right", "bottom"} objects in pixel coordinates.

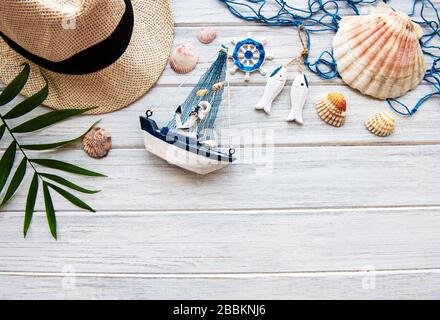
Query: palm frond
[{"left": 0, "top": 64, "right": 105, "bottom": 239}]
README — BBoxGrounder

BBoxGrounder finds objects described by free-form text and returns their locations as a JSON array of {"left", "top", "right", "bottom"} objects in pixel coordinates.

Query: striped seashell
[
  {"left": 83, "top": 128, "right": 112, "bottom": 159},
  {"left": 333, "top": 3, "right": 426, "bottom": 99},
  {"left": 212, "top": 82, "right": 225, "bottom": 91},
  {"left": 197, "top": 27, "right": 217, "bottom": 44},
  {"left": 365, "top": 112, "right": 396, "bottom": 137},
  {"left": 316, "top": 92, "right": 347, "bottom": 128},
  {"left": 170, "top": 42, "right": 199, "bottom": 74}
]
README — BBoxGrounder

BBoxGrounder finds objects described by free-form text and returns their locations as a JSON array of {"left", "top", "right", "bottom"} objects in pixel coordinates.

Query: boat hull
[{"left": 140, "top": 117, "right": 234, "bottom": 175}]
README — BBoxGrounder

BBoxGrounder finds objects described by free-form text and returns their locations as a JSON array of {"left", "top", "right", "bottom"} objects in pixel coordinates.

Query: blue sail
[{"left": 166, "top": 47, "right": 228, "bottom": 140}]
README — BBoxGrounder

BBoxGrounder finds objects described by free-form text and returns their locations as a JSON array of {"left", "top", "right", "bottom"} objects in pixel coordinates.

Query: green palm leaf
[
  {"left": 3, "top": 76, "right": 49, "bottom": 119},
  {"left": 24, "top": 173, "right": 39, "bottom": 238},
  {"left": 40, "top": 173, "right": 99, "bottom": 194},
  {"left": 0, "top": 124, "right": 5, "bottom": 141},
  {"left": 21, "top": 121, "right": 99, "bottom": 151},
  {"left": 47, "top": 183, "right": 95, "bottom": 212},
  {"left": 31, "top": 159, "right": 106, "bottom": 177},
  {"left": 0, "top": 141, "right": 17, "bottom": 194},
  {"left": 11, "top": 107, "right": 95, "bottom": 133},
  {"left": 0, "top": 64, "right": 30, "bottom": 106},
  {"left": 0, "top": 65, "right": 104, "bottom": 239},
  {"left": 43, "top": 182, "right": 57, "bottom": 240},
  {"left": 1, "top": 158, "right": 27, "bottom": 206}
]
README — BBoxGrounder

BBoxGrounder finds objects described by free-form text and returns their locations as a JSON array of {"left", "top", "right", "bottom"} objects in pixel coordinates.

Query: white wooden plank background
[{"left": 1, "top": 0, "right": 440, "bottom": 299}]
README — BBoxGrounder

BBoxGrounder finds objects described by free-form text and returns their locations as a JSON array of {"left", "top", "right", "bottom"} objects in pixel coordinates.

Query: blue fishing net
[{"left": 166, "top": 48, "right": 227, "bottom": 138}]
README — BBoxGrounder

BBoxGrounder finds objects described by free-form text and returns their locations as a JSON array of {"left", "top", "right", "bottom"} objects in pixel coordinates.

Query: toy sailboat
[{"left": 140, "top": 46, "right": 236, "bottom": 175}]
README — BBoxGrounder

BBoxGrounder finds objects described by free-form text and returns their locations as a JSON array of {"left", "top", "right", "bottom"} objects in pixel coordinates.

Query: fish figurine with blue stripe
[
  {"left": 255, "top": 66, "right": 287, "bottom": 115},
  {"left": 287, "top": 72, "right": 309, "bottom": 124}
]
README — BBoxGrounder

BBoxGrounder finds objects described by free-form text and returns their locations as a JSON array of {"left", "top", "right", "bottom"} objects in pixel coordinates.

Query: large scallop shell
[
  {"left": 83, "top": 128, "right": 112, "bottom": 159},
  {"left": 333, "top": 3, "right": 426, "bottom": 99},
  {"left": 316, "top": 92, "right": 347, "bottom": 127},
  {"left": 170, "top": 42, "right": 199, "bottom": 74},
  {"left": 365, "top": 112, "right": 396, "bottom": 137},
  {"left": 197, "top": 27, "right": 217, "bottom": 44}
]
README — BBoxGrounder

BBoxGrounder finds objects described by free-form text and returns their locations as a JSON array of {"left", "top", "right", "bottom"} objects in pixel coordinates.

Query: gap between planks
[
  {"left": 4, "top": 205, "right": 440, "bottom": 214},
  {"left": 83, "top": 141, "right": 440, "bottom": 149},
  {"left": 155, "top": 82, "right": 437, "bottom": 88},
  {"left": 2, "top": 80, "right": 435, "bottom": 89},
  {"left": 2, "top": 141, "right": 440, "bottom": 153},
  {"left": 1, "top": 268, "right": 440, "bottom": 279}
]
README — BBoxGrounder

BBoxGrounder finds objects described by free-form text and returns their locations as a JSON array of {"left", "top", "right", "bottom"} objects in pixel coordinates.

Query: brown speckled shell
[{"left": 82, "top": 128, "right": 112, "bottom": 159}]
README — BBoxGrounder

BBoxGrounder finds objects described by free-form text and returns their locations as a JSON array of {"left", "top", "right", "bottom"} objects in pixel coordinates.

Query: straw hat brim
[{"left": 0, "top": 0, "right": 174, "bottom": 115}]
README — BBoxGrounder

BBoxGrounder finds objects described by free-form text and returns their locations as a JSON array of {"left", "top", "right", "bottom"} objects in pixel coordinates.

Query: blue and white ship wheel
[{"left": 229, "top": 32, "right": 274, "bottom": 82}]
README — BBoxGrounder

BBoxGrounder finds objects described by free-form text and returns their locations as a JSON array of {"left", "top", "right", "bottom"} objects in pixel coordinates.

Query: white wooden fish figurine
[
  {"left": 287, "top": 72, "right": 309, "bottom": 124},
  {"left": 255, "top": 66, "right": 287, "bottom": 115}
]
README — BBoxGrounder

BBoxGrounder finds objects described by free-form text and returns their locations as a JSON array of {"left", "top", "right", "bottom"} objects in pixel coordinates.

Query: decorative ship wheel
[{"left": 229, "top": 32, "right": 274, "bottom": 82}]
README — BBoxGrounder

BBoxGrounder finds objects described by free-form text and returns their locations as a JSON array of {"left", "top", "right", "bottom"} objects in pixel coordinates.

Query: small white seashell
[
  {"left": 83, "top": 128, "right": 112, "bottom": 159},
  {"left": 197, "top": 27, "right": 217, "bottom": 44},
  {"left": 316, "top": 92, "right": 347, "bottom": 128},
  {"left": 365, "top": 112, "right": 396, "bottom": 137},
  {"left": 170, "top": 42, "right": 199, "bottom": 74}
]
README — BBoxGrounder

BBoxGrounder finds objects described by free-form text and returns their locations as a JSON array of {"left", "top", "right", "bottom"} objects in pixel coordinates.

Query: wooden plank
[
  {"left": 0, "top": 25, "right": 438, "bottom": 87},
  {"left": 160, "top": 25, "right": 349, "bottom": 86},
  {"left": 1, "top": 84, "right": 439, "bottom": 150},
  {"left": 159, "top": 25, "right": 439, "bottom": 86},
  {"left": 1, "top": 270, "right": 440, "bottom": 299},
  {"left": 172, "top": 0, "right": 440, "bottom": 25},
  {"left": 1, "top": 145, "right": 440, "bottom": 211},
  {"left": 3, "top": 25, "right": 435, "bottom": 88},
  {"left": 1, "top": 208, "right": 440, "bottom": 273}
]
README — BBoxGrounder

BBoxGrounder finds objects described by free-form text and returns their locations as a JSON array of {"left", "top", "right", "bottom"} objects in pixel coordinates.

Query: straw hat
[{"left": 0, "top": 0, "right": 174, "bottom": 114}]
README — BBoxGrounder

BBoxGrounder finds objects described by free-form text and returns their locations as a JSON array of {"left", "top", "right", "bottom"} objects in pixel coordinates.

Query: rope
[
  {"left": 226, "top": 54, "right": 235, "bottom": 153},
  {"left": 219, "top": 0, "right": 440, "bottom": 116},
  {"left": 285, "top": 25, "right": 309, "bottom": 71}
]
